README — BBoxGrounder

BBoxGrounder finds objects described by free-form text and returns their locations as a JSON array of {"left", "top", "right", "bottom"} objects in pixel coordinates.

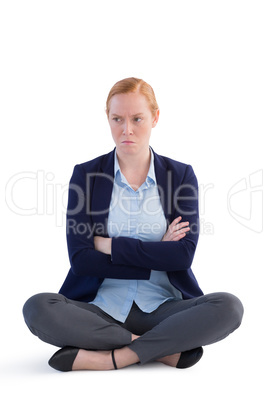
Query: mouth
[{"left": 122, "top": 141, "right": 135, "bottom": 144}]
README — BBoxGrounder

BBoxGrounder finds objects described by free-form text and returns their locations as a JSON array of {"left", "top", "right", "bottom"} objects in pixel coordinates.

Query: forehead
[{"left": 109, "top": 92, "right": 151, "bottom": 115}]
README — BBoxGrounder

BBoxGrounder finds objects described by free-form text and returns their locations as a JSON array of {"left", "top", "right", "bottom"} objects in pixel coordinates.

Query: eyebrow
[{"left": 111, "top": 113, "right": 145, "bottom": 117}]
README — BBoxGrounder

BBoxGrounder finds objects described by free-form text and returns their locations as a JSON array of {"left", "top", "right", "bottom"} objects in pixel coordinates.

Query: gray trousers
[{"left": 23, "top": 292, "right": 243, "bottom": 365}]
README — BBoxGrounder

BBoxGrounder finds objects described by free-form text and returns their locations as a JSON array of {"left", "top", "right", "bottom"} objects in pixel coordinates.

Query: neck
[{"left": 116, "top": 147, "right": 151, "bottom": 173}]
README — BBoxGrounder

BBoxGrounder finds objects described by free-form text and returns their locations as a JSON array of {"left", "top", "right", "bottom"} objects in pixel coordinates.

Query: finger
[
  {"left": 168, "top": 232, "right": 186, "bottom": 242},
  {"left": 178, "top": 221, "right": 189, "bottom": 230},
  {"left": 169, "top": 218, "right": 185, "bottom": 233},
  {"left": 172, "top": 221, "right": 189, "bottom": 233},
  {"left": 170, "top": 227, "right": 190, "bottom": 240},
  {"left": 180, "top": 227, "right": 190, "bottom": 234},
  {"left": 173, "top": 231, "right": 188, "bottom": 241},
  {"left": 176, "top": 232, "right": 187, "bottom": 240},
  {"left": 169, "top": 216, "right": 182, "bottom": 228}
]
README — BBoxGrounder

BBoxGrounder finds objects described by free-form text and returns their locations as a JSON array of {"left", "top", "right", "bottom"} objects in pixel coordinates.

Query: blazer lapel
[
  {"left": 153, "top": 149, "right": 174, "bottom": 225},
  {"left": 91, "top": 149, "right": 115, "bottom": 236}
]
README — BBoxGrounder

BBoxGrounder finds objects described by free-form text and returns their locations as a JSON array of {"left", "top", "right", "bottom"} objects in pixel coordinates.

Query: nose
[{"left": 123, "top": 119, "right": 133, "bottom": 135}]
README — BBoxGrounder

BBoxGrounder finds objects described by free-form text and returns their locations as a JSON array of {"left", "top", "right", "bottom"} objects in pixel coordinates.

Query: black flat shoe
[
  {"left": 48, "top": 346, "right": 79, "bottom": 372},
  {"left": 176, "top": 347, "right": 203, "bottom": 369}
]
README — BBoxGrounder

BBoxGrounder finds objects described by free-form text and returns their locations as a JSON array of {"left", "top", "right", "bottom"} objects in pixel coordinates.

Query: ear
[{"left": 152, "top": 109, "right": 160, "bottom": 128}]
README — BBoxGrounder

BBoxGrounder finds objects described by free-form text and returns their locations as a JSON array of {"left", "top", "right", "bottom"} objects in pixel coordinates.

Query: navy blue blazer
[{"left": 59, "top": 148, "right": 203, "bottom": 302}]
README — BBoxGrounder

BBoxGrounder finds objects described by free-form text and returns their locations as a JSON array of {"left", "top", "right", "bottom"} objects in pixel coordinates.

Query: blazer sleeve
[
  {"left": 66, "top": 164, "right": 150, "bottom": 279},
  {"left": 111, "top": 164, "right": 199, "bottom": 271}
]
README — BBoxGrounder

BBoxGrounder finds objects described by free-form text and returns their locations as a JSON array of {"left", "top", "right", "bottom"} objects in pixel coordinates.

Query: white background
[{"left": 1, "top": 1, "right": 267, "bottom": 401}]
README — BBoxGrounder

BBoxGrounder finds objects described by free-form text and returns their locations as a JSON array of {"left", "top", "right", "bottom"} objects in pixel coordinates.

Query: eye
[
  {"left": 134, "top": 117, "right": 142, "bottom": 122},
  {"left": 112, "top": 117, "right": 121, "bottom": 122}
]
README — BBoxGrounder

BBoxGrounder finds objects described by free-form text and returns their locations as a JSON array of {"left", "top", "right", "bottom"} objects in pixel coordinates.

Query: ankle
[
  {"left": 73, "top": 349, "right": 114, "bottom": 371},
  {"left": 112, "top": 347, "right": 139, "bottom": 369},
  {"left": 157, "top": 352, "right": 181, "bottom": 368}
]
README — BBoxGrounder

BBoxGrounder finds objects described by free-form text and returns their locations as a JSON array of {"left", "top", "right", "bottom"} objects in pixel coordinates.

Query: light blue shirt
[{"left": 90, "top": 148, "right": 182, "bottom": 322}]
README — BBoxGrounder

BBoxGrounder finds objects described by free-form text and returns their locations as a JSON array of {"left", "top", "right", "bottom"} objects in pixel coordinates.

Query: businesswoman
[{"left": 23, "top": 77, "right": 243, "bottom": 371}]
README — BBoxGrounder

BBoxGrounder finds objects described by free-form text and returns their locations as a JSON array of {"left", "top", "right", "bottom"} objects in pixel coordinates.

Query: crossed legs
[{"left": 23, "top": 292, "right": 243, "bottom": 370}]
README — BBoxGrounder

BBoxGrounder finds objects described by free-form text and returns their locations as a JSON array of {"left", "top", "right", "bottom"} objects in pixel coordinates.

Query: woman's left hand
[
  {"left": 162, "top": 216, "right": 190, "bottom": 242},
  {"left": 94, "top": 236, "right": 112, "bottom": 255}
]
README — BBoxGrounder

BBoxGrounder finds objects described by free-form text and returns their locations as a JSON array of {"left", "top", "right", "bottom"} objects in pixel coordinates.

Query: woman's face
[{"left": 108, "top": 92, "right": 159, "bottom": 157}]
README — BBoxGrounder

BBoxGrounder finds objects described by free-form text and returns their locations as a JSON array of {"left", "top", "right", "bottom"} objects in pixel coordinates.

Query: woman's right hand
[{"left": 162, "top": 216, "right": 190, "bottom": 242}]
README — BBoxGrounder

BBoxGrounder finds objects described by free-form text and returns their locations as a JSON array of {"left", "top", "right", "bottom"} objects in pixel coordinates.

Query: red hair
[{"left": 106, "top": 77, "right": 159, "bottom": 116}]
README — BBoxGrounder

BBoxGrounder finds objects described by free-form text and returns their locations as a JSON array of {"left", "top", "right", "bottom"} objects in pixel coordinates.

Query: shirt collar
[{"left": 114, "top": 147, "right": 156, "bottom": 187}]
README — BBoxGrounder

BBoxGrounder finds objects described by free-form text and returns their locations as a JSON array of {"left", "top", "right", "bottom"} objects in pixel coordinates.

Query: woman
[{"left": 23, "top": 77, "right": 244, "bottom": 371}]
